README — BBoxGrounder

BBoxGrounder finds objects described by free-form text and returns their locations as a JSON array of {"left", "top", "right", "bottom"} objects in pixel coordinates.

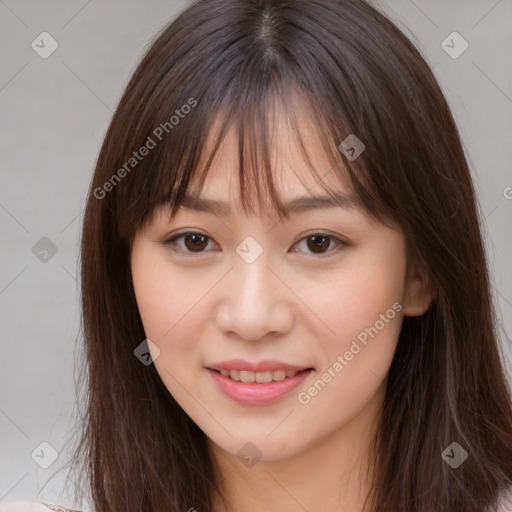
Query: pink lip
[
  {"left": 206, "top": 368, "right": 313, "bottom": 405},
  {"left": 207, "top": 358, "right": 311, "bottom": 372}
]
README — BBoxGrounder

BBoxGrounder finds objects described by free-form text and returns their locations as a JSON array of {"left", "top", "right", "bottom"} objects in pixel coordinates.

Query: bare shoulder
[{"left": 0, "top": 503, "right": 81, "bottom": 512}]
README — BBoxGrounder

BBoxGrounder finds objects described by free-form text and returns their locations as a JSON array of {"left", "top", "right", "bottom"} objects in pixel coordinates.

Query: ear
[{"left": 402, "top": 258, "right": 436, "bottom": 317}]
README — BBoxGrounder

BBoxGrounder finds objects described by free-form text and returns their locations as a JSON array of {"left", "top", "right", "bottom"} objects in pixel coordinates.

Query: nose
[{"left": 215, "top": 254, "right": 294, "bottom": 342}]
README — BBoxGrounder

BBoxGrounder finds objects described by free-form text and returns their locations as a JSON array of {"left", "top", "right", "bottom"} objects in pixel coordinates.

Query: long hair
[{"left": 65, "top": 0, "right": 512, "bottom": 510}]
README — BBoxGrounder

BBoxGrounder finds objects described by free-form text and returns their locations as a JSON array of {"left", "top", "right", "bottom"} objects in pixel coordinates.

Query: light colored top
[
  {"left": 40, "top": 504, "right": 80, "bottom": 512},
  {"left": 0, "top": 503, "right": 80, "bottom": 512},
  {"left": 0, "top": 491, "right": 511, "bottom": 512}
]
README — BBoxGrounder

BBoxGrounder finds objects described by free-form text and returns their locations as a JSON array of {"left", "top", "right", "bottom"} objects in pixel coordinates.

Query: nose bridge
[
  {"left": 233, "top": 228, "right": 275, "bottom": 294},
  {"left": 232, "top": 242, "right": 276, "bottom": 313},
  {"left": 216, "top": 238, "right": 292, "bottom": 340}
]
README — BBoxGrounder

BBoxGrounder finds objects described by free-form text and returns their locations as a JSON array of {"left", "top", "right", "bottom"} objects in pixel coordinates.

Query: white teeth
[
  {"left": 239, "top": 370, "right": 255, "bottom": 383},
  {"left": 218, "top": 368, "right": 301, "bottom": 382},
  {"left": 255, "top": 371, "right": 272, "bottom": 383},
  {"left": 272, "top": 369, "right": 287, "bottom": 381}
]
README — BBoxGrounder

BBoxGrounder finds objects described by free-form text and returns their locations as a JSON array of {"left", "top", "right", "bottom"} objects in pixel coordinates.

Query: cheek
[
  {"left": 131, "top": 245, "right": 203, "bottom": 340},
  {"left": 294, "top": 239, "right": 406, "bottom": 427},
  {"left": 131, "top": 253, "right": 173, "bottom": 339},
  {"left": 315, "top": 231, "right": 407, "bottom": 367},
  {"left": 131, "top": 246, "right": 211, "bottom": 406},
  {"left": 131, "top": 245, "right": 215, "bottom": 380}
]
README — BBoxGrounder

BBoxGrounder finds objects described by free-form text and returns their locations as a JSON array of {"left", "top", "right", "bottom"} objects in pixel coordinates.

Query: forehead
[
  {"left": 182, "top": 104, "right": 355, "bottom": 218},
  {"left": 182, "top": 161, "right": 357, "bottom": 222}
]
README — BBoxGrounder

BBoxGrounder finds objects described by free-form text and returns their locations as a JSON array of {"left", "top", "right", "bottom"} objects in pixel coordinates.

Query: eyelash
[{"left": 161, "top": 231, "right": 349, "bottom": 258}]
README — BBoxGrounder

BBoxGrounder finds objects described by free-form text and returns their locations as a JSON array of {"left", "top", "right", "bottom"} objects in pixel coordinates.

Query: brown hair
[{"left": 64, "top": 0, "right": 512, "bottom": 510}]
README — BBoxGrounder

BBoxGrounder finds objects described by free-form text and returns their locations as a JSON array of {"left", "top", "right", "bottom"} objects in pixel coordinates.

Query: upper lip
[{"left": 207, "top": 359, "right": 313, "bottom": 372}]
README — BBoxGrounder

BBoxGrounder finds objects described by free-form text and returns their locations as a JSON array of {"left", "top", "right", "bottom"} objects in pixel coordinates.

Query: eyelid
[{"left": 160, "top": 229, "right": 351, "bottom": 257}]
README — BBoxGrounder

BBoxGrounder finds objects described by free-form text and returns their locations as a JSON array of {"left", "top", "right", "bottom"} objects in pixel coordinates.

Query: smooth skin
[{"left": 130, "top": 103, "right": 435, "bottom": 512}]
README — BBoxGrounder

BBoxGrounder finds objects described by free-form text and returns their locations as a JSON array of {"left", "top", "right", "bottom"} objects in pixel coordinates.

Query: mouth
[
  {"left": 206, "top": 367, "right": 314, "bottom": 405},
  {"left": 210, "top": 368, "right": 313, "bottom": 383}
]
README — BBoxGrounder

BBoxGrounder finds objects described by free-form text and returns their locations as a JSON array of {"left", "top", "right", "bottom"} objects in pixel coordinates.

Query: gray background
[{"left": 1, "top": 0, "right": 511, "bottom": 508}]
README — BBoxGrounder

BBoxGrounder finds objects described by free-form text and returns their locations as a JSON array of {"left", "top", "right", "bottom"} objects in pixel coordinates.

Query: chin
[{"left": 207, "top": 428, "right": 309, "bottom": 464}]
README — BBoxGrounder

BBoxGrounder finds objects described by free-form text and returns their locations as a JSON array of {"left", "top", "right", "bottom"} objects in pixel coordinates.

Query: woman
[{"left": 4, "top": 0, "right": 512, "bottom": 510}]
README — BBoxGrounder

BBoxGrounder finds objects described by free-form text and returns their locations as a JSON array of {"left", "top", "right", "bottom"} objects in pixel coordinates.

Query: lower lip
[{"left": 206, "top": 368, "right": 313, "bottom": 405}]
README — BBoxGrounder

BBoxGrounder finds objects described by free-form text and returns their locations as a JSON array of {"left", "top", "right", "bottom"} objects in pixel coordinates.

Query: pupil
[
  {"left": 185, "top": 234, "right": 207, "bottom": 252},
  {"left": 308, "top": 235, "right": 329, "bottom": 253}
]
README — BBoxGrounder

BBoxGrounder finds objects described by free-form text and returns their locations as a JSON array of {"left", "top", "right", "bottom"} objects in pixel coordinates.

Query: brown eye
[
  {"left": 306, "top": 235, "right": 331, "bottom": 253},
  {"left": 183, "top": 233, "right": 209, "bottom": 252},
  {"left": 294, "top": 233, "right": 346, "bottom": 256},
  {"left": 163, "top": 232, "right": 217, "bottom": 254}
]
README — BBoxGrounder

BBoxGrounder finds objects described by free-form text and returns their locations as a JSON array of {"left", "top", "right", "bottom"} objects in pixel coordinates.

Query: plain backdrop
[{"left": 1, "top": 0, "right": 511, "bottom": 508}]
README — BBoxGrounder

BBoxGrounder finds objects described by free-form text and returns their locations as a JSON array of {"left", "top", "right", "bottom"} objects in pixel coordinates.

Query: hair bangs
[{"left": 122, "top": 77, "right": 388, "bottom": 245}]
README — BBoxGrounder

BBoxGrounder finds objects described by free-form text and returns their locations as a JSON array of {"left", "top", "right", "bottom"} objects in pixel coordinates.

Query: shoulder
[{"left": 0, "top": 503, "right": 81, "bottom": 512}]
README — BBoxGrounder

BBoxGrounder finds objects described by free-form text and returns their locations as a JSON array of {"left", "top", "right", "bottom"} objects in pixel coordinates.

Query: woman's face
[{"left": 130, "top": 109, "right": 433, "bottom": 464}]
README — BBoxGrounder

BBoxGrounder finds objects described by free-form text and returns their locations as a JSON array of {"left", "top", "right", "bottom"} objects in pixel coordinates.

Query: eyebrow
[{"left": 177, "top": 191, "right": 359, "bottom": 217}]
